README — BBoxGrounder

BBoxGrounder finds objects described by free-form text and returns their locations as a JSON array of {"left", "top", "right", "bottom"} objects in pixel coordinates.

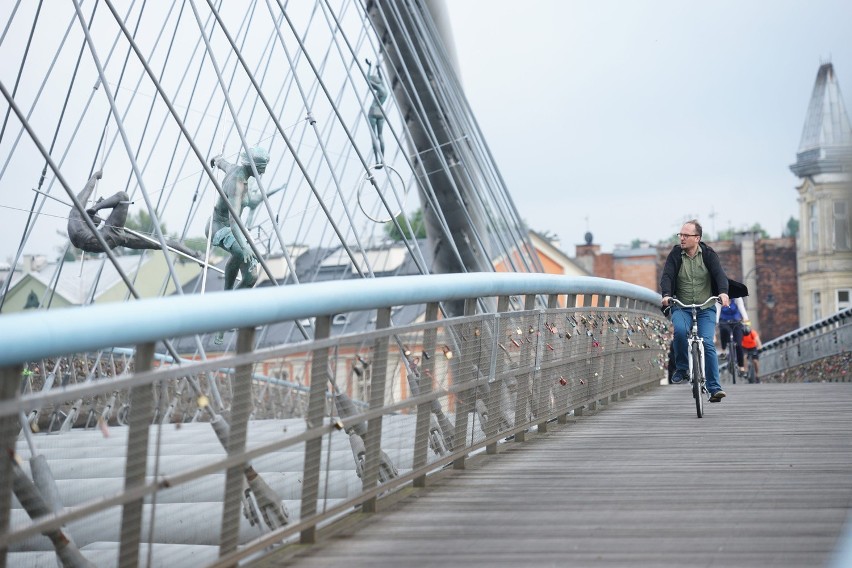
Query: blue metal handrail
[{"left": 0, "top": 272, "right": 660, "bottom": 367}]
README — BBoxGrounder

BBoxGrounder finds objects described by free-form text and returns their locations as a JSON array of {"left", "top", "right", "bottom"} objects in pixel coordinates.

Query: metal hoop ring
[{"left": 357, "top": 164, "right": 408, "bottom": 224}]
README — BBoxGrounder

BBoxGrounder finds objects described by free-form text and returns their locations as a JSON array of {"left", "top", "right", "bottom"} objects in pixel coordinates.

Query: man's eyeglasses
[{"left": 677, "top": 233, "right": 699, "bottom": 239}]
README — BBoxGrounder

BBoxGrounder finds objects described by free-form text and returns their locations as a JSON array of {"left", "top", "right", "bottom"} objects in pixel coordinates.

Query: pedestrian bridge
[
  {"left": 0, "top": 273, "right": 849, "bottom": 567},
  {"left": 267, "top": 382, "right": 852, "bottom": 568}
]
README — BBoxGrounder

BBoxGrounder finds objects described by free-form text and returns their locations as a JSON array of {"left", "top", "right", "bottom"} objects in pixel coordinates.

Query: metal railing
[
  {"left": 0, "top": 273, "right": 667, "bottom": 567},
  {"left": 759, "top": 307, "right": 852, "bottom": 381}
]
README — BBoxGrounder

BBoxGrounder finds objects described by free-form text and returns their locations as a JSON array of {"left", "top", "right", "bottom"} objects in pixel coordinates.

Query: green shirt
[{"left": 676, "top": 248, "right": 713, "bottom": 307}]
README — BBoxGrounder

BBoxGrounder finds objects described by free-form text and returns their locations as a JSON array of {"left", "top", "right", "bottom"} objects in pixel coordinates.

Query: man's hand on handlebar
[
  {"left": 663, "top": 295, "right": 730, "bottom": 307},
  {"left": 666, "top": 296, "right": 722, "bottom": 309}
]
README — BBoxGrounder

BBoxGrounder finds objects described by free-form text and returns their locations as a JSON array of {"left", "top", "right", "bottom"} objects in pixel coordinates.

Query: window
[
  {"left": 809, "top": 202, "right": 818, "bottom": 252},
  {"left": 838, "top": 289, "right": 851, "bottom": 312},
  {"left": 812, "top": 291, "right": 822, "bottom": 322},
  {"left": 834, "top": 201, "right": 850, "bottom": 251}
]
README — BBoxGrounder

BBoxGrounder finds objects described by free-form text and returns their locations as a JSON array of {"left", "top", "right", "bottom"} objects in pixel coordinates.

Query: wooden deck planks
[{"left": 263, "top": 383, "right": 852, "bottom": 567}]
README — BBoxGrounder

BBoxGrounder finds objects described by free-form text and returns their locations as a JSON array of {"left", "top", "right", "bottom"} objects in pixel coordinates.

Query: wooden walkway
[{"left": 264, "top": 383, "right": 852, "bottom": 567}]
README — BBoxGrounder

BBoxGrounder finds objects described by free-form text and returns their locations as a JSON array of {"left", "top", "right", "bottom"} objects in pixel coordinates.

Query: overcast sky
[
  {"left": 442, "top": 0, "right": 852, "bottom": 252},
  {"left": 2, "top": 1, "right": 851, "bottom": 265}
]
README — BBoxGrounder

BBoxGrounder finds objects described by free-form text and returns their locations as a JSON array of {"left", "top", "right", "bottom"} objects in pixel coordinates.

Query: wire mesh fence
[{"left": 760, "top": 307, "right": 852, "bottom": 382}]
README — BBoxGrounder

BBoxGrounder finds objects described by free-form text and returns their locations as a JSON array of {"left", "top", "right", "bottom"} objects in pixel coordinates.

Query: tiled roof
[{"left": 21, "top": 255, "right": 144, "bottom": 304}]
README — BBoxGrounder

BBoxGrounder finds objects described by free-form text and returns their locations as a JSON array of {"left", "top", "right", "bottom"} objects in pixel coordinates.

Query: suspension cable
[
  {"left": 330, "top": 0, "right": 469, "bottom": 273},
  {"left": 404, "top": 2, "right": 538, "bottom": 274},
  {"left": 0, "top": 0, "right": 44, "bottom": 146},
  {"left": 375, "top": 0, "right": 495, "bottom": 273},
  {"left": 0, "top": 0, "right": 101, "bottom": 313},
  {"left": 262, "top": 0, "right": 377, "bottom": 279},
  {"left": 273, "top": 0, "right": 427, "bottom": 276}
]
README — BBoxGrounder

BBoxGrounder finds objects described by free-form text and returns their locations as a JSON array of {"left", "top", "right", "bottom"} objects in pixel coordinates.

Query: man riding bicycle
[
  {"left": 742, "top": 325, "right": 762, "bottom": 381},
  {"left": 661, "top": 220, "right": 741, "bottom": 403}
]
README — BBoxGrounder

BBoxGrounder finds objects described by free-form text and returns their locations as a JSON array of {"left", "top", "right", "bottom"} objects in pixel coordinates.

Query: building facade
[
  {"left": 790, "top": 63, "right": 852, "bottom": 325},
  {"left": 576, "top": 231, "right": 799, "bottom": 342},
  {"left": 701, "top": 234, "right": 798, "bottom": 343}
]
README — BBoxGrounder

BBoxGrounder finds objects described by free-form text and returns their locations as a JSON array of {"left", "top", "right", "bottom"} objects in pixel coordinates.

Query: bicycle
[
  {"left": 718, "top": 321, "right": 743, "bottom": 385},
  {"left": 745, "top": 349, "right": 758, "bottom": 384},
  {"left": 668, "top": 296, "right": 720, "bottom": 418}
]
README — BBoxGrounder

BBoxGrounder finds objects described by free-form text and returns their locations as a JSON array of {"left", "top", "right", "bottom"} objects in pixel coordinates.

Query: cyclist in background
[
  {"left": 742, "top": 325, "right": 762, "bottom": 382},
  {"left": 717, "top": 296, "right": 750, "bottom": 374},
  {"left": 661, "top": 219, "right": 731, "bottom": 403}
]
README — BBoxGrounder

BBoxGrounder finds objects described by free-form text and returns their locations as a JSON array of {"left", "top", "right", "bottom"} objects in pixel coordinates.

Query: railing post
[
  {"left": 591, "top": 295, "right": 609, "bottom": 409},
  {"left": 413, "top": 303, "right": 439, "bottom": 486},
  {"left": 614, "top": 297, "right": 629, "bottom": 399},
  {"left": 554, "top": 296, "right": 571, "bottom": 424},
  {"left": 562, "top": 294, "right": 585, "bottom": 418},
  {"left": 473, "top": 301, "right": 491, "bottom": 441},
  {"left": 579, "top": 293, "right": 599, "bottom": 414},
  {"left": 219, "top": 327, "right": 255, "bottom": 558},
  {"left": 485, "top": 296, "right": 509, "bottom": 454},
  {"left": 119, "top": 342, "right": 155, "bottom": 568},
  {"left": 452, "top": 298, "right": 477, "bottom": 469},
  {"left": 0, "top": 365, "right": 19, "bottom": 568},
  {"left": 362, "top": 308, "right": 391, "bottom": 512},
  {"left": 513, "top": 294, "right": 537, "bottom": 443},
  {"left": 536, "top": 294, "right": 559, "bottom": 432},
  {"left": 300, "top": 315, "right": 331, "bottom": 544}
]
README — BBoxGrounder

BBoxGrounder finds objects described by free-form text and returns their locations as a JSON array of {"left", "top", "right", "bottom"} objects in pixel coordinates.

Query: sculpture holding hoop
[
  {"left": 365, "top": 59, "right": 388, "bottom": 168},
  {"left": 357, "top": 164, "right": 408, "bottom": 224}
]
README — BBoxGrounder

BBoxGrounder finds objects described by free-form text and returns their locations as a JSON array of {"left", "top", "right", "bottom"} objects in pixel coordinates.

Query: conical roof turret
[{"left": 790, "top": 63, "right": 852, "bottom": 177}]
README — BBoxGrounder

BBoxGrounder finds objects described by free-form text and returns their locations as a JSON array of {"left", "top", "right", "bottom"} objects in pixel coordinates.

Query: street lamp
[
  {"left": 743, "top": 265, "right": 767, "bottom": 284},
  {"left": 765, "top": 293, "right": 776, "bottom": 310},
  {"left": 742, "top": 264, "right": 773, "bottom": 335}
]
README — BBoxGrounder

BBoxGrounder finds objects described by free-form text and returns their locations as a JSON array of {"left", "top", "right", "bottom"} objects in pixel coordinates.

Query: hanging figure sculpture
[
  {"left": 68, "top": 170, "right": 201, "bottom": 259},
  {"left": 366, "top": 59, "right": 388, "bottom": 167},
  {"left": 206, "top": 147, "right": 271, "bottom": 292}
]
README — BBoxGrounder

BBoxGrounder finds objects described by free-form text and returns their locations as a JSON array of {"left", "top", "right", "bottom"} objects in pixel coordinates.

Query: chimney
[{"left": 22, "top": 255, "right": 48, "bottom": 273}]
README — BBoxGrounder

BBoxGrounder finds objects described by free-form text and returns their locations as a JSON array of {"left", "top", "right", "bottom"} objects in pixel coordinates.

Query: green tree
[
  {"left": 125, "top": 209, "right": 165, "bottom": 236},
  {"left": 384, "top": 209, "right": 427, "bottom": 241},
  {"left": 748, "top": 223, "right": 770, "bottom": 239},
  {"left": 119, "top": 210, "right": 168, "bottom": 255},
  {"left": 60, "top": 244, "right": 78, "bottom": 262},
  {"left": 184, "top": 236, "right": 211, "bottom": 254},
  {"left": 714, "top": 223, "right": 769, "bottom": 241},
  {"left": 715, "top": 228, "right": 735, "bottom": 241},
  {"left": 782, "top": 217, "right": 799, "bottom": 238}
]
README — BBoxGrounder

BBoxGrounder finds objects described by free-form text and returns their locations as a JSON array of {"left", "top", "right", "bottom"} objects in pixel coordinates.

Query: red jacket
[{"left": 742, "top": 330, "right": 760, "bottom": 349}]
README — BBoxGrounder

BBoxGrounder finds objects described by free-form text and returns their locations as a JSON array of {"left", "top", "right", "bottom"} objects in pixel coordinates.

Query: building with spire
[{"left": 790, "top": 62, "right": 852, "bottom": 325}]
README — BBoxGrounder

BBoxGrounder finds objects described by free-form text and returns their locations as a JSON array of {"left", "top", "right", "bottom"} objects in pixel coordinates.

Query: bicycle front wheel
[
  {"left": 692, "top": 343, "right": 704, "bottom": 418},
  {"left": 729, "top": 343, "right": 737, "bottom": 385}
]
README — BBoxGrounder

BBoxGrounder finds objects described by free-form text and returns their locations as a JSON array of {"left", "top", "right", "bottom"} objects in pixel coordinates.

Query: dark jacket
[{"left": 660, "top": 242, "right": 729, "bottom": 299}]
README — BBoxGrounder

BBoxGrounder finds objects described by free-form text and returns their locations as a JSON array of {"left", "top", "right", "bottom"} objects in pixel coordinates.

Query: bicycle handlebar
[{"left": 667, "top": 296, "right": 721, "bottom": 309}]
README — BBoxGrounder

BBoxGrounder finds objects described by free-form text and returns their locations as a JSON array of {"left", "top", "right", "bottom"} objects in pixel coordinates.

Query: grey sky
[
  {"left": 443, "top": 0, "right": 852, "bottom": 251},
  {"left": 1, "top": 1, "right": 850, "bottom": 265}
]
